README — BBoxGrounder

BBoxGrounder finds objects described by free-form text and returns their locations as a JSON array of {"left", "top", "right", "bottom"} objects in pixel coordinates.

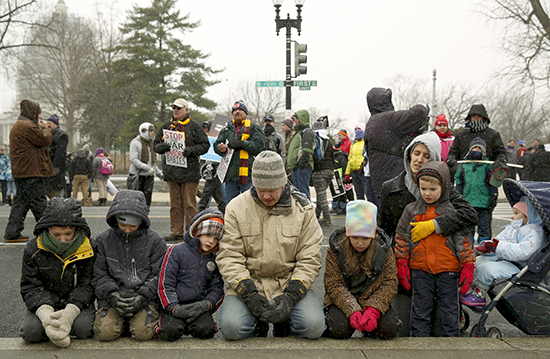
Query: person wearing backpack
[
  {"left": 93, "top": 148, "right": 112, "bottom": 206},
  {"left": 311, "top": 120, "right": 334, "bottom": 226},
  {"left": 345, "top": 124, "right": 368, "bottom": 201},
  {"left": 287, "top": 109, "right": 315, "bottom": 198},
  {"left": 262, "top": 114, "right": 285, "bottom": 162}
]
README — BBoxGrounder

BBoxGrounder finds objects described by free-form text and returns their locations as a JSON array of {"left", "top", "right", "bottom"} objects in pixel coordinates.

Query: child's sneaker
[{"left": 460, "top": 292, "right": 486, "bottom": 307}]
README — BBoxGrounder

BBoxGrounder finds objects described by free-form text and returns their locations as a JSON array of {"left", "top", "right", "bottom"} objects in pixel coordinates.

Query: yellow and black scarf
[
  {"left": 234, "top": 118, "right": 251, "bottom": 185},
  {"left": 162, "top": 116, "right": 191, "bottom": 141}
]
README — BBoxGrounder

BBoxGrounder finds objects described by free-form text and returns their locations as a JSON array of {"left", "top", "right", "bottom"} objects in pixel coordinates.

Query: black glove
[
  {"left": 228, "top": 139, "right": 244, "bottom": 149},
  {"left": 297, "top": 157, "right": 309, "bottom": 169},
  {"left": 109, "top": 290, "right": 143, "bottom": 317},
  {"left": 260, "top": 294, "right": 294, "bottom": 323},
  {"left": 446, "top": 156, "right": 457, "bottom": 168},
  {"left": 123, "top": 294, "right": 147, "bottom": 315},
  {"left": 156, "top": 142, "right": 171, "bottom": 153},
  {"left": 179, "top": 301, "right": 211, "bottom": 323},
  {"left": 182, "top": 147, "right": 192, "bottom": 157},
  {"left": 172, "top": 303, "right": 193, "bottom": 320},
  {"left": 236, "top": 279, "right": 269, "bottom": 318},
  {"left": 490, "top": 195, "right": 498, "bottom": 210}
]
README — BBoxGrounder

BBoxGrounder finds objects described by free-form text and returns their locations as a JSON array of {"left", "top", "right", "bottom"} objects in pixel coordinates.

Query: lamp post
[{"left": 273, "top": 0, "right": 306, "bottom": 111}]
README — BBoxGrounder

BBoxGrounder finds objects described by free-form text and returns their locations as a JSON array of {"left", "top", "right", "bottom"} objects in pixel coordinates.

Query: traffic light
[{"left": 294, "top": 42, "right": 307, "bottom": 77}]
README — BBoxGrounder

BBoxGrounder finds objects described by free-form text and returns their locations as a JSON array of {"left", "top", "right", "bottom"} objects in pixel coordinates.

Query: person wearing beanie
[
  {"left": 214, "top": 100, "right": 265, "bottom": 205},
  {"left": 455, "top": 137, "right": 499, "bottom": 245},
  {"left": 378, "top": 132, "right": 476, "bottom": 336},
  {"left": 93, "top": 190, "right": 167, "bottom": 341},
  {"left": 44, "top": 114, "right": 69, "bottom": 199},
  {"left": 19, "top": 198, "right": 95, "bottom": 347},
  {"left": 364, "top": 87, "right": 430, "bottom": 204},
  {"left": 154, "top": 98, "right": 210, "bottom": 241},
  {"left": 322, "top": 200, "right": 400, "bottom": 339},
  {"left": 433, "top": 114, "right": 454, "bottom": 163},
  {"left": 4, "top": 99, "right": 55, "bottom": 243},
  {"left": 92, "top": 148, "right": 112, "bottom": 207},
  {"left": 281, "top": 118, "right": 295, "bottom": 169},
  {"left": 311, "top": 121, "right": 335, "bottom": 226},
  {"left": 344, "top": 123, "right": 368, "bottom": 201},
  {"left": 157, "top": 209, "right": 225, "bottom": 341},
  {"left": 461, "top": 196, "right": 545, "bottom": 308},
  {"left": 394, "top": 161, "right": 475, "bottom": 337},
  {"left": 286, "top": 109, "right": 316, "bottom": 198},
  {"left": 334, "top": 129, "right": 351, "bottom": 154},
  {"left": 262, "top": 114, "right": 285, "bottom": 161},
  {"left": 216, "top": 151, "right": 324, "bottom": 340},
  {"left": 129, "top": 122, "right": 163, "bottom": 209},
  {"left": 504, "top": 139, "right": 518, "bottom": 179},
  {"left": 528, "top": 138, "right": 550, "bottom": 182}
]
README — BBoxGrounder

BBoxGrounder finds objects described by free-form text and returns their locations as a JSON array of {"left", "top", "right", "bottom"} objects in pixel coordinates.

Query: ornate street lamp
[{"left": 272, "top": 0, "right": 306, "bottom": 110}]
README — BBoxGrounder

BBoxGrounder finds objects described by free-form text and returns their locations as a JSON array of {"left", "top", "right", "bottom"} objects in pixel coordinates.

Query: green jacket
[
  {"left": 213, "top": 120, "right": 265, "bottom": 183},
  {"left": 287, "top": 110, "right": 314, "bottom": 170},
  {"left": 455, "top": 162, "right": 496, "bottom": 208}
]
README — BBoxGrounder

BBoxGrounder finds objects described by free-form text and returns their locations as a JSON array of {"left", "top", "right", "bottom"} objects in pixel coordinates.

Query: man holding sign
[{"left": 154, "top": 98, "right": 209, "bottom": 240}]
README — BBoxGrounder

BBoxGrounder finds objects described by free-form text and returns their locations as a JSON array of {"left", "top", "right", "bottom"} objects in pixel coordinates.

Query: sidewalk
[{"left": 1, "top": 337, "right": 549, "bottom": 358}]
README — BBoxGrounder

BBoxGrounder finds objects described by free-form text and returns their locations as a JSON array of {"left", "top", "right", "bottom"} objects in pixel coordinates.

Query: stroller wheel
[
  {"left": 486, "top": 327, "right": 502, "bottom": 339},
  {"left": 459, "top": 307, "right": 470, "bottom": 332},
  {"left": 469, "top": 324, "right": 480, "bottom": 337}
]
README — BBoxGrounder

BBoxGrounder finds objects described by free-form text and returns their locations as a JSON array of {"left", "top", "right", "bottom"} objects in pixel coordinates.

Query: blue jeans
[
  {"left": 219, "top": 290, "right": 325, "bottom": 340},
  {"left": 224, "top": 180, "right": 251, "bottom": 205},
  {"left": 350, "top": 170, "right": 367, "bottom": 200},
  {"left": 291, "top": 168, "right": 313, "bottom": 198},
  {"left": 474, "top": 254, "right": 520, "bottom": 292}
]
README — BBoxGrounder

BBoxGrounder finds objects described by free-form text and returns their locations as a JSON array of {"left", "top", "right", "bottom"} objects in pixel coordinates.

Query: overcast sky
[{"left": 2, "top": 0, "right": 505, "bottom": 129}]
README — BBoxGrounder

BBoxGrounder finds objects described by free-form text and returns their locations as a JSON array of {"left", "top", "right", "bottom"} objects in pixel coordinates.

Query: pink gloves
[
  {"left": 360, "top": 307, "right": 380, "bottom": 332},
  {"left": 396, "top": 259, "right": 411, "bottom": 291},
  {"left": 349, "top": 307, "right": 381, "bottom": 332},
  {"left": 459, "top": 262, "right": 475, "bottom": 295}
]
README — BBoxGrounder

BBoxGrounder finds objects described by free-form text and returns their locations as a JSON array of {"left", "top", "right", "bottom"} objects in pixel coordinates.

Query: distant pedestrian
[
  {"left": 197, "top": 121, "right": 226, "bottom": 214},
  {"left": 19, "top": 197, "right": 95, "bottom": 347},
  {"left": 286, "top": 109, "right": 315, "bottom": 198},
  {"left": 345, "top": 124, "right": 368, "bottom": 200},
  {"left": 262, "top": 114, "right": 285, "bottom": 161},
  {"left": 213, "top": 100, "right": 265, "bottom": 204},
  {"left": 65, "top": 152, "right": 73, "bottom": 198},
  {"left": 92, "top": 148, "right": 111, "bottom": 206},
  {"left": 0, "top": 146, "right": 11, "bottom": 205},
  {"left": 311, "top": 120, "right": 334, "bottom": 226},
  {"left": 281, "top": 118, "right": 295, "bottom": 163},
  {"left": 505, "top": 139, "right": 518, "bottom": 179},
  {"left": 70, "top": 149, "right": 93, "bottom": 207},
  {"left": 44, "top": 114, "right": 68, "bottom": 199},
  {"left": 528, "top": 143, "right": 550, "bottom": 182},
  {"left": 4, "top": 99, "right": 55, "bottom": 243},
  {"left": 333, "top": 129, "right": 351, "bottom": 154},
  {"left": 433, "top": 114, "right": 454, "bottom": 162},
  {"left": 129, "top": 122, "right": 162, "bottom": 209},
  {"left": 154, "top": 98, "right": 210, "bottom": 240}
]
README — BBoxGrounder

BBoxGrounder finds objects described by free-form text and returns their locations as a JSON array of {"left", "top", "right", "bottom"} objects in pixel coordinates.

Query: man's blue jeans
[
  {"left": 291, "top": 168, "right": 313, "bottom": 198},
  {"left": 224, "top": 180, "right": 251, "bottom": 205},
  {"left": 219, "top": 290, "right": 325, "bottom": 340}
]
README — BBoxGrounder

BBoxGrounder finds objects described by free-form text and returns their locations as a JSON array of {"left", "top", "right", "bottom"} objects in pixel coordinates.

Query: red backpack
[{"left": 99, "top": 155, "right": 114, "bottom": 176}]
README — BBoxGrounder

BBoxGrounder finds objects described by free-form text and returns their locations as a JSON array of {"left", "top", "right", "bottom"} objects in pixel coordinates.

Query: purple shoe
[{"left": 460, "top": 292, "right": 486, "bottom": 307}]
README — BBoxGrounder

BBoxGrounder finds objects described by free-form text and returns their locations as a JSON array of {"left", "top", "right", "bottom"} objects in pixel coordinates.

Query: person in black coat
[
  {"left": 528, "top": 145, "right": 550, "bottom": 182},
  {"left": 311, "top": 120, "right": 335, "bottom": 226},
  {"left": 364, "top": 87, "right": 430, "bottom": 203},
  {"left": 446, "top": 104, "right": 506, "bottom": 236},
  {"left": 44, "top": 115, "right": 68, "bottom": 199},
  {"left": 92, "top": 189, "right": 167, "bottom": 341},
  {"left": 153, "top": 98, "right": 210, "bottom": 239},
  {"left": 19, "top": 197, "right": 95, "bottom": 347}
]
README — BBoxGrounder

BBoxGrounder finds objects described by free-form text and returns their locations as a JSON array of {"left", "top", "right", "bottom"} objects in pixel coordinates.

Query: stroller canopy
[{"left": 503, "top": 179, "right": 550, "bottom": 234}]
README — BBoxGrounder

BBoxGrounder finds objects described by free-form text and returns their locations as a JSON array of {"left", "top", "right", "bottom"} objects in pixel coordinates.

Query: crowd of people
[{"left": 5, "top": 91, "right": 550, "bottom": 345}]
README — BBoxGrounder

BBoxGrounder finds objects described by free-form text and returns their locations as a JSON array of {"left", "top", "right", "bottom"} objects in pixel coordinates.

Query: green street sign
[
  {"left": 255, "top": 81, "right": 285, "bottom": 87},
  {"left": 292, "top": 80, "right": 317, "bottom": 87},
  {"left": 299, "top": 86, "right": 311, "bottom": 91}
]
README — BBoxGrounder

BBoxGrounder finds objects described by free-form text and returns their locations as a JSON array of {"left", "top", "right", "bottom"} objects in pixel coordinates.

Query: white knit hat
[{"left": 252, "top": 151, "right": 287, "bottom": 189}]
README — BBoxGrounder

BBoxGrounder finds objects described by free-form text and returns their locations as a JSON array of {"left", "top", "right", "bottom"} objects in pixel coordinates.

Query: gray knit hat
[{"left": 252, "top": 151, "right": 287, "bottom": 189}]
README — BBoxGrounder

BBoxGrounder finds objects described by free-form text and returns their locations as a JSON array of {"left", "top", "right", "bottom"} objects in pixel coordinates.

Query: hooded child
[
  {"left": 92, "top": 189, "right": 167, "bottom": 341},
  {"left": 19, "top": 197, "right": 95, "bottom": 347}
]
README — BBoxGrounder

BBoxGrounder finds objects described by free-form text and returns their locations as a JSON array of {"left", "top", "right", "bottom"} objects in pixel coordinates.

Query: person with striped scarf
[{"left": 214, "top": 101, "right": 265, "bottom": 204}]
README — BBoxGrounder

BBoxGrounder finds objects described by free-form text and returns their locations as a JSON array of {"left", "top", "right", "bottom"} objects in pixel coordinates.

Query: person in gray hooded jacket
[{"left": 92, "top": 189, "right": 167, "bottom": 341}]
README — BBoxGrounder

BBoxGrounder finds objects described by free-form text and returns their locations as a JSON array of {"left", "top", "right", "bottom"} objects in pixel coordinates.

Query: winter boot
[{"left": 99, "top": 198, "right": 107, "bottom": 206}]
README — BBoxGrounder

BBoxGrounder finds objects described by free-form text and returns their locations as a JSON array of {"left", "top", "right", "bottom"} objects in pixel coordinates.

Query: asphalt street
[{"left": 0, "top": 201, "right": 541, "bottom": 339}]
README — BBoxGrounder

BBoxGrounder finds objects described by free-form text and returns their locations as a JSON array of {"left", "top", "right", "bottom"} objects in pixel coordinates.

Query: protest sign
[{"left": 163, "top": 129, "right": 187, "bottom": 168}]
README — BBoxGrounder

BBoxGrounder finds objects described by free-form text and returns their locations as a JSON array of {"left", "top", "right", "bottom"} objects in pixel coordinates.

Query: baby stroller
[{"left": 467, "top": 178, "right": 550, "bottom": 338}]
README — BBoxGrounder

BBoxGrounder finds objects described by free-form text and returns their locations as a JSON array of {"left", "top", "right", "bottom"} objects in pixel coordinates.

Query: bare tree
[
  {"left": 16, "top": 9, "right": 96, "bottom": 145},
  {"left": 0, "top": 0, "right": 47, "bottom": 53},
  {"left": 438, "top": 83, "right": 481, "bottom": 131},
  {"left": 385, "top": 74, "right": 430, "bottom": 110},
  {"left": 482, "top": 0, "right": 550, "bottom": 89}
]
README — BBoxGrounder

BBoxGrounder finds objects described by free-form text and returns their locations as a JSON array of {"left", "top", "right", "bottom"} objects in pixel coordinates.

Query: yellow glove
[{"left": 410, "top": 220, "right": 435, "bottom": 243}]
